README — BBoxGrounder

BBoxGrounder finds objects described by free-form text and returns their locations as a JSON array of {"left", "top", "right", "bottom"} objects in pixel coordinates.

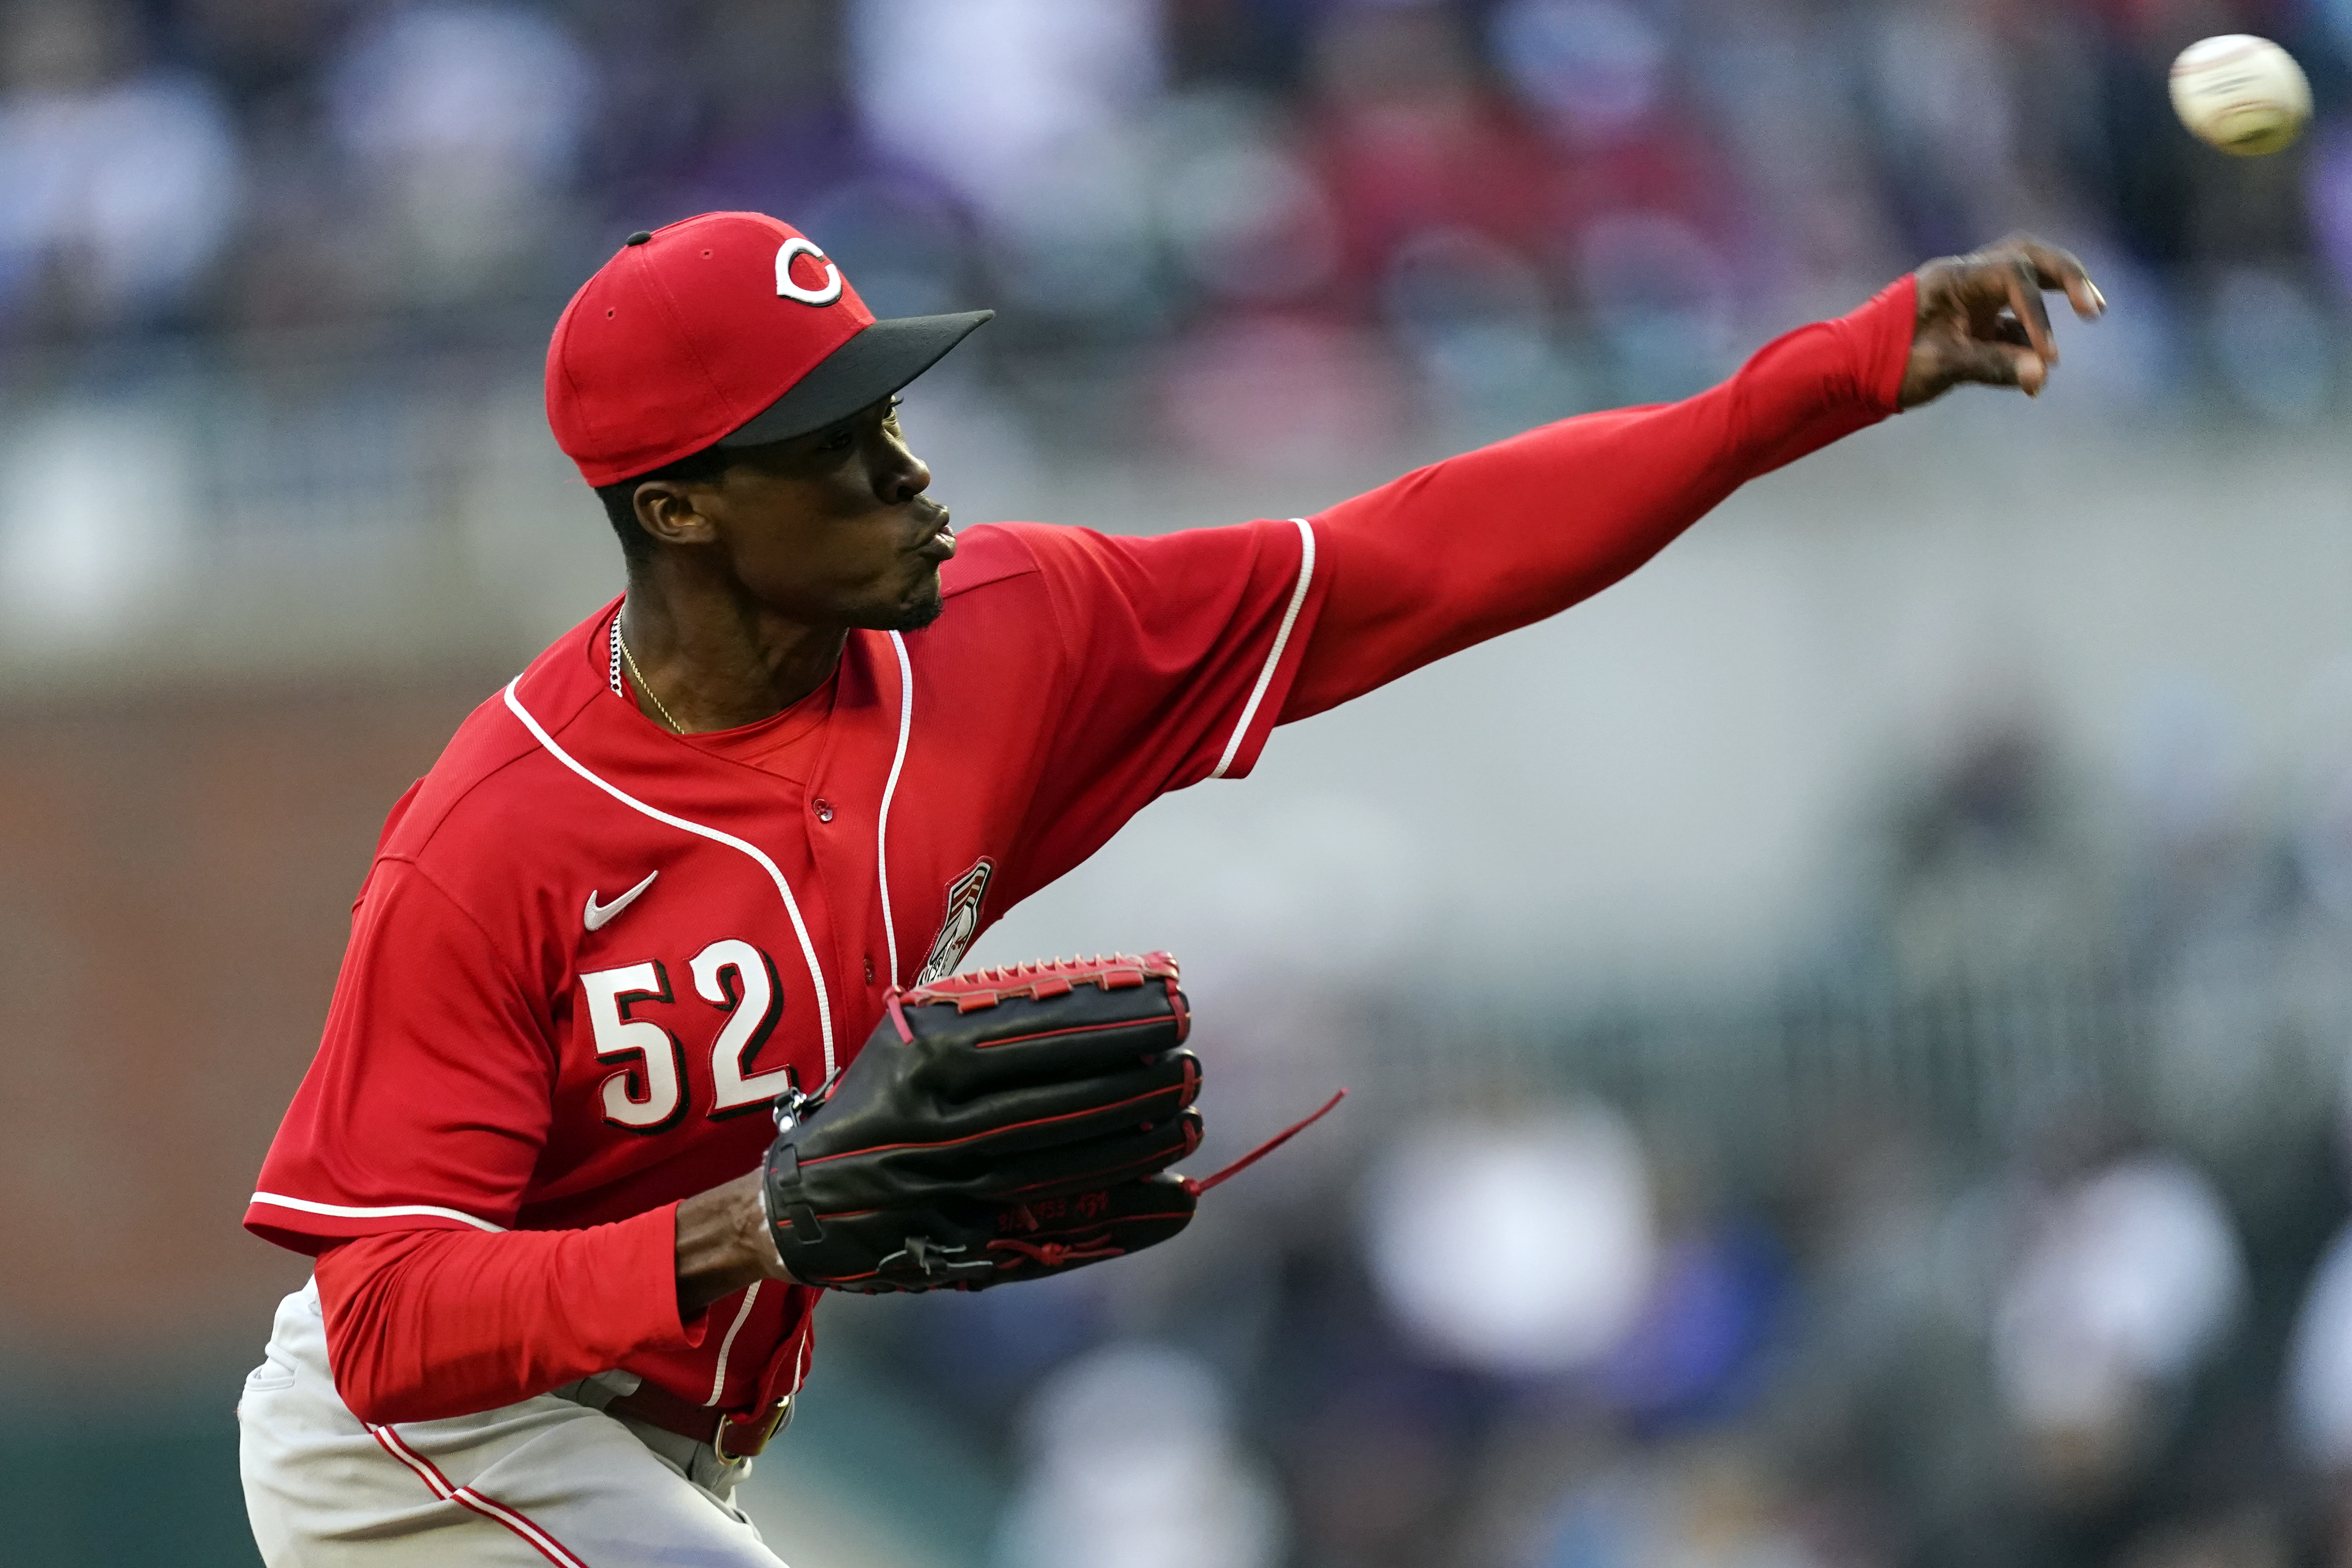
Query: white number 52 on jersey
[{"left": 578, "top": 939, "right": 792, "bottom": 1132}]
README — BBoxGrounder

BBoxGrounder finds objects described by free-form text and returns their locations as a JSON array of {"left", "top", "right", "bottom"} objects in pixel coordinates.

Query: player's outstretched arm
[
  {"left": 1899, "top": 235, "right": 2105, "bottom": 406},
  {"left": 1279, "top": 234, "right": 2102, "bottom": 720}
]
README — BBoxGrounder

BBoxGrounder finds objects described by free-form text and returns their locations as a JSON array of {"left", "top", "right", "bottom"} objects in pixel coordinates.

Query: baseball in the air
[{"left": 2170, "top": 35, "right": 2312, "bottom": 157}]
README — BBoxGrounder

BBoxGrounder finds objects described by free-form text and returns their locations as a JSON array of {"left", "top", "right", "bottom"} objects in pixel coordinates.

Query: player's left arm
[{"left": 1280, "top": 236, "right": 2103, "bottom": 721}]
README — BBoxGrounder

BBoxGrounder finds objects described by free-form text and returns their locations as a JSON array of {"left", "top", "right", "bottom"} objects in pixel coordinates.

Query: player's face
[{"left": 682, "top": 396, "right": 953, "bottom": 630}]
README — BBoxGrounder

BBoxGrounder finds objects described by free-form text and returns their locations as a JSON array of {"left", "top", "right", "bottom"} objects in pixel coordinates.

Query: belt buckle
[{"left": 713, "top": 1396, "right": 792, "bottom": 1463}]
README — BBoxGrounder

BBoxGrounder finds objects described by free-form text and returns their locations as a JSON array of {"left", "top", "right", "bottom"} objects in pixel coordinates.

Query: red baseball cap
[{"left": 545, "top": 211, "right": 991, "bottom": 487}]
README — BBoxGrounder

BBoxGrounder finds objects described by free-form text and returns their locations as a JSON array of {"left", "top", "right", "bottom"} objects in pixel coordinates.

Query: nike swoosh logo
[{"left": 584, "top": 870, "right": 659, "bottom": 932}]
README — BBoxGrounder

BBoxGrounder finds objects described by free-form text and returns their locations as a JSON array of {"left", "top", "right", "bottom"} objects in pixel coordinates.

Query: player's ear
[{"left": 632, "top": 481, "right": 718, "bottom": 548}]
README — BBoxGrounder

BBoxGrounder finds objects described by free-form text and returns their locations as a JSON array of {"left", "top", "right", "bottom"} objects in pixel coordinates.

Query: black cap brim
[{"left": 718, "top": 310, "right": 993, "bottom": 448}]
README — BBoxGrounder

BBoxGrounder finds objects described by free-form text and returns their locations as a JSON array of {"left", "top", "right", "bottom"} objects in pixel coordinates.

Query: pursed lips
[{"left": 913, "top": 518, "right": 957, "bottom": 563}]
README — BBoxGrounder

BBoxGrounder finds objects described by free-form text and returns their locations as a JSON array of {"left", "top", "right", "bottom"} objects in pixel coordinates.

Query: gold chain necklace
[{"left": 613, "top": 616, "right": 685, "bottom": 734}]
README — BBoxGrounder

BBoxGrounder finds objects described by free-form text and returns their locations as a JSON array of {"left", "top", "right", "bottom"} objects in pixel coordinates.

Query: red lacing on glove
[
  {"left": 989, "top": 1233, "right": 1125, "bottom": 1269},
  {"left": 1182, "top": 1089, "right": 1348, "bottom": 1196},
  {"left": 887, "top": 952, "right": 1182, "bottom": 1035}
]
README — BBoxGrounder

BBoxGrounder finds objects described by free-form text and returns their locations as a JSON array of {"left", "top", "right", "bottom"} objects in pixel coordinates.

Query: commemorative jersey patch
[{"left": 916, "top": 859, "right": 992, "bottom": 984}]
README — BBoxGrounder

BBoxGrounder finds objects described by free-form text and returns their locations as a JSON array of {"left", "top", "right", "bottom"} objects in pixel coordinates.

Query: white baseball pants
[{"left": 237, "top": 1279, "right": 788, "bottom": 1566}]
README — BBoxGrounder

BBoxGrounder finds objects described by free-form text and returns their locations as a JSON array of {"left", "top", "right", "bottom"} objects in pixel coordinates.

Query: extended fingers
[
  {"left": 1987, "top": 233, "right": 2105, "bottom": 320},
  {"left": 1996, "top": 256, "right": 2058, "bottom": 364},
  {"left": 1905, "top": 236, "right": 2102, "bottom": 406}
]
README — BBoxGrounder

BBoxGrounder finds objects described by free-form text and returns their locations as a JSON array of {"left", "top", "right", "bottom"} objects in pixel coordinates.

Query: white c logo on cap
[{"left": 775, "top": 237, "right": 843, "bottom": 307}]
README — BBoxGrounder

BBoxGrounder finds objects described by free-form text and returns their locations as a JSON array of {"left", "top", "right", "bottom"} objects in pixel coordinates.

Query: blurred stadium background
[{"left": 11, "top": 0, "right": 2352, "bottom": 1564}]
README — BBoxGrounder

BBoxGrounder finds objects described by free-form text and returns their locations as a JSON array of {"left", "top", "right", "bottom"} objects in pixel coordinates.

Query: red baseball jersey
[
  {"left": 247, "top": 274, "right": 1915, "bottom": 1426},
  {"left": 249, "top": 516, "right": 1327, "bottom": 1413}
]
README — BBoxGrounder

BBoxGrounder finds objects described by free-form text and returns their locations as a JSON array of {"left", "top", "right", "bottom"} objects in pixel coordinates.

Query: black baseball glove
[{"left": 760, "top": 953, "right": 1205, "bottom": 1292}]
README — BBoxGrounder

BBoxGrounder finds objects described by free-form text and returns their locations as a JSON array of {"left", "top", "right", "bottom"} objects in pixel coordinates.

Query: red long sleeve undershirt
[
  {"left": 314, "top": 275, "right": 1915, "bottom": 1427},
  {"left": 315, "top": 1207, "right": 703, "bottom": 1425},
  {"left": 1283, "top": 275, "right": 1915, "bottom": 720}
]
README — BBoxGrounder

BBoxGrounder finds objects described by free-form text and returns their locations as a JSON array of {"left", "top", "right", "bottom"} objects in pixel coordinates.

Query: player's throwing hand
[{"left": 1899, "top": 234, "right": 2107, "bottom": 408}]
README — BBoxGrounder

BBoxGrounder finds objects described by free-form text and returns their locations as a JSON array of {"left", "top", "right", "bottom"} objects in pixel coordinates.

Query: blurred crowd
[
  {"left": 6, "top": 0, "right": 2352, "bottom": 456},
  {"left": 841, "top": 1073, "right": 2352, "bottom": 1568}
]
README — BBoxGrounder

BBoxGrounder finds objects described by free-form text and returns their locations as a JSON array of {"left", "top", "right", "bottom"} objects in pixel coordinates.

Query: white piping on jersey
[
  {"left": 875, "top": 630, "right": 913, "bottom": 984},
  {"left": 1210, "top": 517, "right": 1317, "bottom": 780},
  {"left": 503, "top": 681, "right": 839, "bottom": 1078},
  {"left": 249, "top": 1192, "right": 506, "bottom": 1233},
  {"left": 705, "top": 1280, "right": 762, "bottom": 1406},
  {"left": 787, "top": 1319, "right": 814, "bottom": 1395}
]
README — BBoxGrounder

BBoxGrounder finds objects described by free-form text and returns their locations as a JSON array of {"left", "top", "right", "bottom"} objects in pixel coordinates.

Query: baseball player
[{"left": 237, "top": 212, "right": 2101, "bottom": 1566}]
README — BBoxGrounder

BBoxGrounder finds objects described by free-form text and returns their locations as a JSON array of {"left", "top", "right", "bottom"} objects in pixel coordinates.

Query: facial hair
[{"left": 876, "top": 571, "right": 946, "bottom": 632}]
